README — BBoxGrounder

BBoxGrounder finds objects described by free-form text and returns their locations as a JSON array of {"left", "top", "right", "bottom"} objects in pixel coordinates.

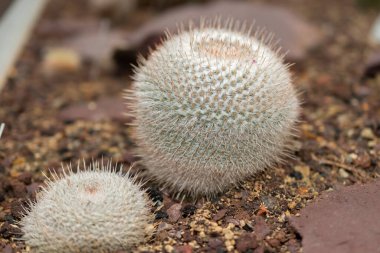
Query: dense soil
[{"left": 0, "top": 0, "right": 379, "bottom": 252}]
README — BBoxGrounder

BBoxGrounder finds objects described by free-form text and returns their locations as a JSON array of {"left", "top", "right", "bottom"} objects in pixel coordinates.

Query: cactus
[
  {"left": 20, "top": 161, "right": 153, "bottom": 253},
  {"left": 126, "top": 19, "right": 300, "bottom": 197}
]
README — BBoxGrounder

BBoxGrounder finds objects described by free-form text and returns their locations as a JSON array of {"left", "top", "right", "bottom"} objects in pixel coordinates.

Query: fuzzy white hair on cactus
[
  {"left": 126, "top": 18, "right": 300, "bottom": 198},
  {"left": 20, "top": 161, "right": 153, "bottom": 253}
]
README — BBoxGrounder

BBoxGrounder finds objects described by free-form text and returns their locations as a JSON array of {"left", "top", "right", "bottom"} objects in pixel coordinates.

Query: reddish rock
[
  {"left": 290, "top": 180, "right": 380, "bottom": 253},
  {"left": 174, "top": 245, "right": 192, "bottom": 253},
  {"left": 1, "top": 244, "right": 13, "bottom": 253},
  {"left": 62, "top": 28, "right": 128, "bottom": 69},
  {"left": 236, "top": 233, "right": 258, "bottom": 252},
  {"left": 208, "top": 238, "right": 224, "bottom": 249},
  {"left": 167, "top": 203, "right": 182, "bottom": 223},
  {"left": 253, "top": 216, "right": 270, "bottom": 240},
  {"left": 287, "top": 239, "right": 300, "bottom": 253},
  {"left": 253, "top": 246, "right": 265, "bottom": 253},
  {"left": 266, "top": 238, "right": 281, "bottom": 248},
  {"left": 354, "top": 151, "right": 371, "bottom": 169},
  {"left": 213, "top": 209, "right": 227, "bottom": 221},
  {"left": 37, "top": 18, "right": 101, "bottom": 38},
  {"left": 182, "top": 230, "right": 192, "bottom": 243},
  {"left": 58, "top": 97, "right": 128, "bottom": 123},
  {"left": 116, "top": 1, "right": 322, "bottom": 71}
]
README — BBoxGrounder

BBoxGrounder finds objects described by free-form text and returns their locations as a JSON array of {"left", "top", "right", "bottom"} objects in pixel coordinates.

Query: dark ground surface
[
  {"left": 0, "top": 0, "right": 380, "bottom": 252},
  {"left": 0, "top": 0, "right": 13, "bottom": 18}
]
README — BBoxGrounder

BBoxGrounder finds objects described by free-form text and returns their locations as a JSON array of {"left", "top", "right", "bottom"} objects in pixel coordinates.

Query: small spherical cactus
[
  {"left": 20, "top": 161, "right": 153, "bottom": 253},
  {"left": 127, "top": 19, "right": 300, "bottom": 197}
]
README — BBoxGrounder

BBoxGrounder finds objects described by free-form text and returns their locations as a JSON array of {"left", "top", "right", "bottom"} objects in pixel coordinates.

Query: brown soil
[{"left": 0, "top": 0, "right": 379, "bottom": 252}]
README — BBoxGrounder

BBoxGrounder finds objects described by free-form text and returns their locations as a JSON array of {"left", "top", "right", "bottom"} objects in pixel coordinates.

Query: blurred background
[{"left": 1, "top": 0, "right": 380, "bottom": 83}]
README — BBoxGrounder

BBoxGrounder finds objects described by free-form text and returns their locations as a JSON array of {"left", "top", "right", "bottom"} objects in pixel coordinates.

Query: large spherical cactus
[
  {"left": 127, "top": 20, "right": 300, "bottom": 197},
  {"left": 21, "top": 161, "right": 153, "bottom": 253}
]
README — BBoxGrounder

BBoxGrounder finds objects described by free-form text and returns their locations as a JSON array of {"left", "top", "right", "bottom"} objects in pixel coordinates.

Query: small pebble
[
  {"left": 164, "top": 245, "right": 174, "bottom": 253},
  {"left": 42, "top": 48, "right": 81, "bottom": 76},
  {"left": 361, "top": 128, "right": 376, "bottom": 140},
  {"left": 157, "top": 222, "right": 173, "bottom": 232},
  {"left": 213, "top": 209, "right": 227, "bottom": 221},
  {"left": 208, "top": 237, "right": 224, "bottom": 249},
  {"left": 254, "top": 216, "right": 271, "bottom": 240},
  {"left": 267, "top": 238, "right": 281, "bottom": 248},
  {"left": 174, "top": 245, "right": 192, "bottom": 253},
  {"left": 167, "top": 203, "right": 182, "bottom": 222},
  {"left": 338, "top": 168, "right": 350, "bottom": 178},
  {"left": 236, "top": 233, "right": 258, "bottom": 251},
  {"left": 225, "top": 217, "right": 240, "bottom": 226}
]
